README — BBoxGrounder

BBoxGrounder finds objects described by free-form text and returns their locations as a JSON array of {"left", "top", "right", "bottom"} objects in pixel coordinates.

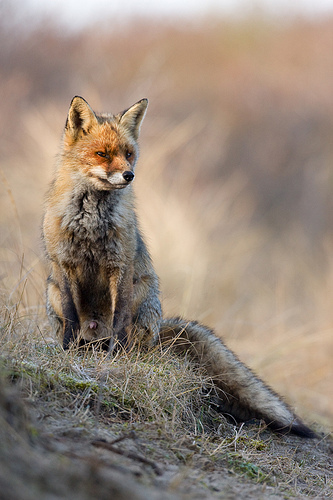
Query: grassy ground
[{"left": 0, "top": 269, "right": 332, "bottom": 499}]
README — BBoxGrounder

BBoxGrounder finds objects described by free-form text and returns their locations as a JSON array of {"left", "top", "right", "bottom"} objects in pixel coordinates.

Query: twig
[
  {"left": 107, "top": 430, "right": 137, "bottom": 446},
  {"left": 92, "top": 435, "right": 162, "bottom": 475}
]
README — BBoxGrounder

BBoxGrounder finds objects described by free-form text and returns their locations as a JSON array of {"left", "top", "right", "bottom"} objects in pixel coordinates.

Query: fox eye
[
  {"left": 96, "top": 151, "right": 106, "bottom": 158},
  {"left": 126, "top": 150, "right": 133, "bottom": 159}
]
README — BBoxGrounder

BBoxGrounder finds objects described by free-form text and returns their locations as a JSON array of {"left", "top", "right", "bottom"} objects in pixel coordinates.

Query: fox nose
[{"left": 122, "top": 171, "right": 135, "bottom": 183}]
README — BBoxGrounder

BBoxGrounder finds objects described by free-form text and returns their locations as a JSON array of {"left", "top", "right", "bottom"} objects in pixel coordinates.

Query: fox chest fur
[{"left": 56, "top": 186, "right": 136, "bottom": 273}]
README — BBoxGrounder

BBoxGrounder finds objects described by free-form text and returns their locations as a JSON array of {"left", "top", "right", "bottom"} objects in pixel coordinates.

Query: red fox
[{"left": 43, "top": 96, "right": 315, "bottom": 438}]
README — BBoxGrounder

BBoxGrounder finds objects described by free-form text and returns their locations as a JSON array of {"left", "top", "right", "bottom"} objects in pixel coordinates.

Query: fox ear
[
  {"left": 119, "top": 99, "right": 148, "bottom": 140},
  {"left": 65, "top": 96, "right": 98, "bottom": 139}
]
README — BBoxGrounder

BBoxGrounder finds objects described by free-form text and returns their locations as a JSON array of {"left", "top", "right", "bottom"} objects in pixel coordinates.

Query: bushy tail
[{"left": 159, "top": 317, "right": 316, "bottom": 438}]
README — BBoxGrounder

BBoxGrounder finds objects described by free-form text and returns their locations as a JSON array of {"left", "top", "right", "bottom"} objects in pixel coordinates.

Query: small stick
[
  {"left": 92, "top": 437, "right": 162, "bottom": 475},
  {"left": 107, "top": 430, "right": 137, "bottom": 446}
]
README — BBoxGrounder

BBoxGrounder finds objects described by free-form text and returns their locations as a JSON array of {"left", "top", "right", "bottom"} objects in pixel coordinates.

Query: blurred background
[{"left": 0, "top": 0, "right": 332, "bottom": 428}]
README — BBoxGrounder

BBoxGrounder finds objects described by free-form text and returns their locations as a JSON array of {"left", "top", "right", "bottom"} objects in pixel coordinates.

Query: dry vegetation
[
  {"left": 0, "top": 4, "right": 333, "bottom": 498},
  {"left": 1, "top": 277, "right": 332, "bottom": 499}
]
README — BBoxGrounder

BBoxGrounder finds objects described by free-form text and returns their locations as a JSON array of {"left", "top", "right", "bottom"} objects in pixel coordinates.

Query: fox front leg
[
  {"left": 110, "top": 267, "right": 134, "bottom": 351},
  {"left": 61, "top": 275, "right": 80, "bottom": 349},
  {"left": 46, "top": 269, "right": 80, "bottom": 349}
]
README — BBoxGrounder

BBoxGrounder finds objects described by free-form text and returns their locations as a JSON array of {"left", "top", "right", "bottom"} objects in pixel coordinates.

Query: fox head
[{"left": 62, "top": 96, "right": 148, "bottom": 191}]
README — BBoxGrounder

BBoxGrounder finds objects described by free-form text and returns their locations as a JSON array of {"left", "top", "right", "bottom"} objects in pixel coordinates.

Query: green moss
[
  {"left": 227, "top": 452, "right": 270, "bottom": 483},
  {"left": 55, "top": 373, "right": 99, "bottom": 392}
]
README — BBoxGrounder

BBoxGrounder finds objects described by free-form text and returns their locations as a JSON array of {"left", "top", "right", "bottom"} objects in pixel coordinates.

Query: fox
[{"left": 42, "top": 96, "right": 316, "bottom": 438}]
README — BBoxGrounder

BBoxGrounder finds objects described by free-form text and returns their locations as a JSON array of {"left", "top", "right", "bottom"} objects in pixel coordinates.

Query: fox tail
[{"left": 159, "top": 317, "right": 316, "bottom": 438}]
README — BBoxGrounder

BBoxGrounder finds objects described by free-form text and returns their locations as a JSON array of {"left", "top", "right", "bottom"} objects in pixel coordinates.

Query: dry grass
[
  {"left": 0, "top": 260, "right": 228, "bottom": 440},
  {"left": 1, "top": 267, "right": 332, "bottom": 499},
  {"left": 1, "top": 298, "right": 332, "bottom": 499}
]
